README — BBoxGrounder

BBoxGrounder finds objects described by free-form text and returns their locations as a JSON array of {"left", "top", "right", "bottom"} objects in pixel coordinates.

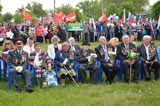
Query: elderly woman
[
  {"left": 1, "top": 40, "right": 14, "bottom": 62},
  {"left": 68, "top": 37, "right": 80, "bottom": 53},
  {"left": 109, "top": 37, "right": 119, "bottom": 52},
  {"left": 28, "top": 42, "right": 52, "bottom": 88},
  {"left": 48, "top": 36, "right": 62, "bottom": 61},
  {"left": 23, "top": 37, "right": 35, "bottom": 55},
  {"left": 54, "top": 42, "right": 77, "bottom": 86}
]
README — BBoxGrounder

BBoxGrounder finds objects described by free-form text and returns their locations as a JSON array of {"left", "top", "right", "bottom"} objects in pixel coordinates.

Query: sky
[{"left": 0, "top": 0, "right": 159, "bottom": 14}]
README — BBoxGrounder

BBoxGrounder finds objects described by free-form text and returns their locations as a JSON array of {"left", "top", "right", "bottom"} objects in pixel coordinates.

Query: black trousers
[
  {"left": 143, "top": 61, "right": 160, "bottom": 80},
  {"left": 101, "top": 62, "right": 120, "bottom": 82},
  {"left": 121, "top": 60, "right": 140, "bottom": 81},
  {"left": 78, "top": 63, "right": 99, "bottom": 84}
]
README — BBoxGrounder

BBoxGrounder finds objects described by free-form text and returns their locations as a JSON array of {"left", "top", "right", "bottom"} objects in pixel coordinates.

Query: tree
[
  {"left": 119, "top": 1, "right": 136, "bottom": 18},
  {"left": 74, "top": 9, "right": 84, "bottom": 22},
  {"left": 3, "top": 12, "right": 13, "bottom": 23},
  {"left": 14, "top": 13, "right": 24, "bottom": 23},
  {"left": 56, "top": 4, "right": 74, "bottom": 15},
  {"left": 106, "top": 3, "right": 118, "bottom": 16},
  {"left": 26, "top": 2, "right": 47, "bottom": 17},
  {"left": 151, "top": 1, "right": 160, "bottom": 20}
]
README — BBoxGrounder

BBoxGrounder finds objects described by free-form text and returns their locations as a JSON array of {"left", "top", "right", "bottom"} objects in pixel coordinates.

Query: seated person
[
  {"left": 68, "top": 37, "right": 80, "bottom": 53},
  {"left": 28, "top": 42, "right": 52, "bottom": 88},
  {"left": 23, "top": 37, "right": 35, "bottom": 55},
  {"left": 48, "top": 35, "right": 62, "bottom": 61},
  {"left": 76, "top": 41, "right": 99, "bottom": 86},
  {"left": 137, "top": 35, "right": 160, "bottom": 81},
  {"left": 54, "top": 42, "right": 77, "bottom": 86},
  {"left": 95, "top": 36, "right": 120, "bottom": 84},
  {"left": 7, "top": 37, "right": 33, "bottom": 93}
]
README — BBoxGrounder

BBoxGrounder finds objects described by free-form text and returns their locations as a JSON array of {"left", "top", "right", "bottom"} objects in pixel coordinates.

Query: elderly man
[
  {"left": 95, "top": 36, "right": 120, "bottom": 84},
  {"left": 7, "top": 37, "right": 33, "bottom": 93},
  {"left": 137, "top": 35, "right": 160, "bottom": 81},
  {"left": 76, "top": 41, "right": 99, "bottom": 86},
  {"left": 117, "top": 35, "right": 141, "bottom": 84}
]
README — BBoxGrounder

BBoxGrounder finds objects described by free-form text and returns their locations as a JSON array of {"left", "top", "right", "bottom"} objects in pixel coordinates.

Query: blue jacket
[
  {"left": 102, "top": 23, "right": 108, "bottom": 32},
  {"left": 96, "top": 24, "right": 101, "bottom": 32},
  {"left": 54, "top": 50, "right": 77, "bottom": 69}
]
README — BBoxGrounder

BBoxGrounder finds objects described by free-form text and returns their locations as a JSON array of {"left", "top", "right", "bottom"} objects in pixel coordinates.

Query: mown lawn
[{"left": 0, "top": 40, "right": 160, "bottom": 106}]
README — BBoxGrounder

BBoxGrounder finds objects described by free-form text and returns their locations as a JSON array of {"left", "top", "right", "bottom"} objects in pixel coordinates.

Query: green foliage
[
  {"left": 26, "top": 2, "right": 47, "bottom": 17},
  {"left": 3, "top": 12, "right": 13, "bottom": 23},
  {"left": 106, "top": 3, "right": 118, "bottom": 16},
  {"left": 14, "top": 13, "right": 24, "bottom": 23},
  {"left": 56, "top": 4, "right": 74, "bottom": 15},
  {"left": 120, "top": 1, "right": 136, "bottom": 18},
  {"left": 74, "top": 9, "right": 84, "bottom": 22},
  {"left": 151, "top": 0, "right": 160, "bottom": 20}
]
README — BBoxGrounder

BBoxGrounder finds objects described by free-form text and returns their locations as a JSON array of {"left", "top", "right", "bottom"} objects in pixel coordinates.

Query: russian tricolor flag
[
  {"left": 157, "top": 15, "right": 160, "bottom": 30},
  {"left": 121, "top": 9, "right": 126, "bottom": 23},
  {"left": 127, "top": 12, "right": 135, "bottom": 23}
]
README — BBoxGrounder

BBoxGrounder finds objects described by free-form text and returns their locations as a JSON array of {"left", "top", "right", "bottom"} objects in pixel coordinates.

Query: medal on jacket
[
  {"left": 69, "top": 53, "right": 74, "bottom": 59},
  {"left": 100, "top": 48, "right": 104, "bottom": 55},
  {"left": 60, "top": 53, "right": 62, "bottom": 57}
]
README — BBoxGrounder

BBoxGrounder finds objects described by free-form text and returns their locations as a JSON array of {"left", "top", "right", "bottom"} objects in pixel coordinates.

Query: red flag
[
  {"left": 54, "top": 11, "right": 63, "bottom": 22},
  {"left": 65, "top": 11, "right": 76, "bottom": 22},
  {"left": 59, "top": 10, "right": 65, "bottom": 19},
  {"left": 102, "top": 12, "right": 109, "bottom": 23},
  {"left": 144, "top": 16, "right": 146, "bottom": 23},
  {"left": 22, "top": 7, "right": 31, "bottom": 22}
]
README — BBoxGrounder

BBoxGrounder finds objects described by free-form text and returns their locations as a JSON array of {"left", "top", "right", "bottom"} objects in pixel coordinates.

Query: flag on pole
[
  {"left": 65, "top": 11, "right": 76, "bottom": 22},
  {"left": 120, "top": 9, "right": 126, "bottom": 23},
  {"left": 22, "top": 6, "right": 31, "bottom": 22},
  {"left": 138, "top": 14, "right": 142, "bottom": 23},
  {"left": 143, "top": 16, "right": 146, "bottom": 23},
  {"left": 59, "top": 10, "right": 65, "bottom": 21},
  {"left": 54, "top": 11, "right": 63, "bottom": 22},
  {"left": 102, "top": 12, "right": 109, "bottom": 23},
  {"left": 157, "top": 15, "right": 160, "bottom": 30}
]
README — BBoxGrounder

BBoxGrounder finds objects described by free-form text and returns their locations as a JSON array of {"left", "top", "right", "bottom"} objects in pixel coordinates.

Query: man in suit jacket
[
  {"left": 95, "top": 36, "right": 120, "bottom": 84},
  {"left": 117, "top": 35, "right": 141, "bottom": 84},
  {"left": 115, "top": 22, "right": 123, "bottom": 41},
  {"left": 76, "top": 41, "right": 99, "bottom": 86},
  {"left": 7, "top": 37, "right": 33, "bottom": 93},
  {"left": 137, "top": 35, "right": 160, "bottom": 81}
]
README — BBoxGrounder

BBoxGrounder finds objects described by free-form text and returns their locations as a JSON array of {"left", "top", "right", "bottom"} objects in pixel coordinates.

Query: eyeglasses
[{"left": 16, "top": 43, "right": 23, "bottom": 45}]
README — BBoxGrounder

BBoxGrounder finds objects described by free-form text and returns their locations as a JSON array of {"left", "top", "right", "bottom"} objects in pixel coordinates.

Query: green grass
[{"left": 0, "top": 40, "right": 160, "bottom": 106}]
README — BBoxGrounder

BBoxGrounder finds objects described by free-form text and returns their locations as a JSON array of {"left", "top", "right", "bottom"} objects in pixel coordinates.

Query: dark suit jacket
[
  {"left": 115, "top": 25, "right": 123, "bottom": 38},
  {"left": 137, "top": 43, "right": 158, "bottom": 62},
  {"left": 75, "top": 48, "right": 95, "bottom": 64},
  {"left": 7, "top": 49, "right": 28, "bottom": 69},
  {"left": 95, "top": 44, "right": 114, "bottom": 63},
  {"left": 116, "top": 43, "right": 136, "bottom": 61}
]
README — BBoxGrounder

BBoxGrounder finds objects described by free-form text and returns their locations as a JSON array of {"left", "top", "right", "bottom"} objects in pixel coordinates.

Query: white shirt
[
  {"left": 144, "top": 44, "right": 150, "bottom": 60},
  {"left": 23, "top": 44, "right": 35, "bottom": 55},
  {"left": 47, "top": 44, "right": 62, "bottom": 60},
  {"left": 6, "top": 31, "right": 14, "bottom": 39}
]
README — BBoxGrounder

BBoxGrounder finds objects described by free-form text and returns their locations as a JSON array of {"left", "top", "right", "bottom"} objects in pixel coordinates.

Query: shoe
[
  {"left": 91, "top": 84, "right": 97, "bottom": 87},
  {"left": 16, "top": 87, "right": 21, "bottom": 93},
  {"left": 104, "top": 78, "right": 109, "bottom": 83},
  {"left": 126, "top": 80, "right": 130, "bottom": 84},
  {"left": 133, "top": 80, "right": 138, "bottom": 84},
  {"left": 109, "top": 80, "right": 113, "bottom": 85},
  {"left": 26, "top": 86, "right": 33, "bottom": 93}
]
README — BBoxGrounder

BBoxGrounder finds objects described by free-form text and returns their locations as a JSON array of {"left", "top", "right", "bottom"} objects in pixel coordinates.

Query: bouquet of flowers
[
  {"left": 87, "top": 53, "right": 97, "bottom": 68},
  {"left": 108, "top": 47, "right": 116, "bottom": 64},
  {"left": 127, "top": 48, "right": 140, "bottom": 61},
  {"left": 149, "top": 45, "right": 157, "bottom": 61},
  {"left": 126, "top": 48, "right": 140, "bottom": 80}
]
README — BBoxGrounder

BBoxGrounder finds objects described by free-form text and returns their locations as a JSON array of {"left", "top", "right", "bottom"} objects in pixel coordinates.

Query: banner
[{"left": 67, "top": 23, "right": 84, "bottom": 31}]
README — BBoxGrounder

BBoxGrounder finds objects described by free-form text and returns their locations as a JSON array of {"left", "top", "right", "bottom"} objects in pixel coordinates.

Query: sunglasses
[{"left": 5, "top": 43, "right": 11, "bottom": 45}]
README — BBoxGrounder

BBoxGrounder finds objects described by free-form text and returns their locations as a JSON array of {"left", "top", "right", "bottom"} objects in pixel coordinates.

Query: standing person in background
[
  {"left": 83, "top": 22, "right": 89, "bottom": 42},
  {"left": 108, "top": 20, "right": 115, "bottom": 40},
  {"left": 47, "top": 23, "right": 54, "bottom": 44},
  {"left": 96, "top": 21, "right": 101, "bottom": 42},
  {"left": 115, "top": 22, "right": 123, "bottom": 41},
  {"left": 102, "top": 21, "right": 108, "bottom": 40},
  {"left": 137, "top": 23, "right": 143, "bottom": 41},
  {"left": 144, "top": 22, "right": 150, "bottom": 35},
  {"left": 36, "top": 25, "right": 44, "bottom": 43},
  {"left": 28, "top": 25, "right": 36, "bottom": 41},
  {"left": 89, "top": 23, "right": 94, "bottom": 42}
]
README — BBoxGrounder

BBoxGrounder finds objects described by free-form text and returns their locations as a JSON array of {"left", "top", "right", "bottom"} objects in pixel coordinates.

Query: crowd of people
[{"left": 0, "top": 19, "right": 160, "bottom": 93}]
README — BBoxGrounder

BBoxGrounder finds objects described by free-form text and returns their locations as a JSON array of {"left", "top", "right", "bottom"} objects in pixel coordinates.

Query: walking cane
[
  {"left": 130, "top": 65, "right": 132, "bottom": 81},
  {"left": 64, "top": 66, "right": 79, "bottom": 87}
]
